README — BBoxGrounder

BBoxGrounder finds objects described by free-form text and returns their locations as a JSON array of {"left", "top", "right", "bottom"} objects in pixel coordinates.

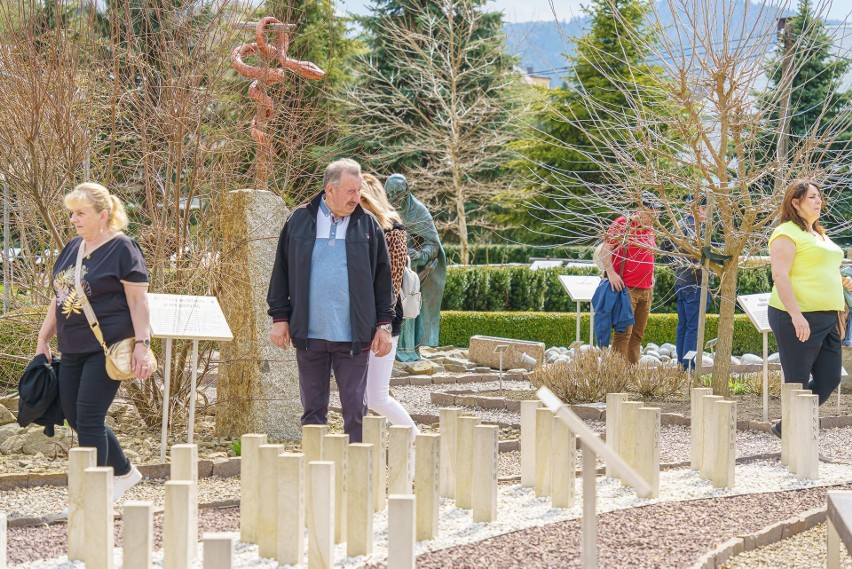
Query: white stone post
[
  {"left": 257, "top": 444, "right": 284, "bottom": 558},
  {"left": 712, "top": 401, "right": 736, "bottom": 489},
  {"left": 786, "top": 389, "right": 811, "bottom": 475},
  {"left": 164, "top": 481, "right": 193, "bottom": 569},
  {"left": 307, "top": 461, "right": 335, "bottom": 569},
  {"left": 302, "top": 425, "right": 327, "bottom": 531},
  {"left": 277, "top": 453, "right": 305, "bottom": 567},
  {"left": 68, "top": 447, "right": 97, "bottom": 561},
  {"left": 84, "top": 467, "right": 113, "bottom": 569},
  {"left": 414, "top": 434, "right": 440, "bottom": 541},
  {"left": 619, "top": 401, "right": 643, "bottom": 474},
  {"left": 690, "top": 387, "right": 712, "bottom": 471},
  {"left": 321, "top": 434, "right": 349, "bottom": 545},
  {"left": 551, "top": 414, "right": 576, "bottom": 509},
  {"left": 520, "top": 400, "right": 540, "bottom": 487},
  {"left": 171, "top": 444, "right": 198, "bottom": 560},
  {"left": 780, "top": 383, "right": 804, "bottom": 466},
  {"left": 535, "top": 408, "right": 553, "bottom": 497},
  {"left": 699, "top": 395, "right": 723, "bottom": 481},
  {"left": 455, "top": 416, "right": 481, "bottom": 509},
  {"left": 239, "top": 433, "right": 267, "bottom": 544},
  {"left": 604, "top": 393, "right": 628, "bottom": 478},
  {"left": 472, "top": 425, "right": 499, "bottom": 523},
  {"left": 122, "top": 502, "right": 154, "bottom": 569},
  {"left": 363, "top": 416, "right": 387, "bottom": 512},
  {"left": 388, "top": 426, "right": 414, "bottom": 496},
  {"left": 347, "top": 443, "right": 373, "bottom": 557},
  {"left": 795, "top": 394, "right": 820, "bottom": 480},
  {"left": 387, "top": 495, "right": 416, "bottom": 569},
  {"left": 202, "top": 533, "right": 236, "bottom": 569},
  {"left": 636, "top": 407, "right": 660, "bottom": 498},
  {"left": 439, "top": 408, "right": 461, "bottom": 499}
]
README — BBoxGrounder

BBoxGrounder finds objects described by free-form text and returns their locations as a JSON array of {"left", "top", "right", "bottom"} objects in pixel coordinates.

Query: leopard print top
[{"left": 385, "top": 226, "right": 407, "bottom": 295}]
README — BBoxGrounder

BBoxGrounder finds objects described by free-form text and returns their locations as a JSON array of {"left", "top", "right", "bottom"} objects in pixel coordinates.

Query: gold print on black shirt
[{"left": 54, "top": 264, "right": 91, "bottom": 318}]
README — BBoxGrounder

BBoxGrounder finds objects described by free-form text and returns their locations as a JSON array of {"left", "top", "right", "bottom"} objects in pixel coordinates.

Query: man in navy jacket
[{"left": 267, "top": 158, "right": 395, "bottom": 442}]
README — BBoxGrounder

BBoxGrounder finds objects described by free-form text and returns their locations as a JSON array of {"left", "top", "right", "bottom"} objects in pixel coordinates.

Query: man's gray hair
[{"left": 324, "top": 158, "right": 362, "bottom": 188}]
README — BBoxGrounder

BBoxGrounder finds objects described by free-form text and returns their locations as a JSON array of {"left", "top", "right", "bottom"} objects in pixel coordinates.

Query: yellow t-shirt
[{"left": 768, "top": 221, "right": 845, "bottom": 312}]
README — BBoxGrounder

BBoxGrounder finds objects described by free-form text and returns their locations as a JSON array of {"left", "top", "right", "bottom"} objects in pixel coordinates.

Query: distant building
[{"left": 516, "top": 66, "right": 551, "bottom": 88}]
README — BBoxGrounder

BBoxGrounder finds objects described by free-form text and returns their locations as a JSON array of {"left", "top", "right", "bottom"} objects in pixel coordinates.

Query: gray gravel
[{"left": 725, "top": 523, "right": 852, "bottom": 568}]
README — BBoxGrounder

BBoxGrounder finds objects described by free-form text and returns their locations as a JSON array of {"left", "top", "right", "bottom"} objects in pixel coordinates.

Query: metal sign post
[
  {"left": 736, "top": 293, "right": 772, "bottom": 422},
  {"left": 558, "top": 275, "right": 602, "bottom": 346}
]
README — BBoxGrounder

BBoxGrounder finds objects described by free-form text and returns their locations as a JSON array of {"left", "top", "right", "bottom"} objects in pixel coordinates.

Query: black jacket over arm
[{"left": 267, "top": 191, "right": 395, "bottom": 353}]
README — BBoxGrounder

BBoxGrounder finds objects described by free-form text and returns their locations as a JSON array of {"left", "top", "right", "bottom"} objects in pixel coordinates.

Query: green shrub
[
  {"left": 438, "top": 311, "right": 778, "bottom": 355},
  {"left": 444, "top": 244, "right": 595, "bottom": 265}
]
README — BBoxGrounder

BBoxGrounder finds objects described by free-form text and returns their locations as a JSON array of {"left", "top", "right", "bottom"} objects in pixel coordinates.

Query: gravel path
[{"left": 725, "top": 523, "right": 852, "bottom": 568}]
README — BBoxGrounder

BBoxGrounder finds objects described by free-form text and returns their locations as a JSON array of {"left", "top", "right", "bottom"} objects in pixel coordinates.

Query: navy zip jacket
[
  {"left": 17, "top": 354, "right": 64, "bottom": 437},
  {"left": 591, "top": 281, "right": 635, "bottom": 347},
  {"left": 267, "top": 191, "right": 395, "bottom": 353}
]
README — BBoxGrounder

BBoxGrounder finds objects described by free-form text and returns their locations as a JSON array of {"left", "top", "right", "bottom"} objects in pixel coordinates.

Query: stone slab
[{"left": 468, "top": 335, "right": 545, "bottom": 370}]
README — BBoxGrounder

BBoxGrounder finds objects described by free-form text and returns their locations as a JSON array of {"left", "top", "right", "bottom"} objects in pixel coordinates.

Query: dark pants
[
  {"left": 676, "top": 285, "right": 710, "bottom": 370},
  {"left": 768, "top": 306, "right": 841, "bottom": 406},
  {"left": 58, "top": 350, "right": 131, "bottom": 476},
  {"left": 296, "top": 340, "right": 370, "bottom": 443}
]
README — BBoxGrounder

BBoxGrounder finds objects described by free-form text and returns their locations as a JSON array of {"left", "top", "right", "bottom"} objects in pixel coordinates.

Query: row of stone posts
[
  {"left": 780, "top": 383, "right": 819, "bottom": 480},
  {"left": 689, "top": 388, "right": 737, "bottom": 488}
]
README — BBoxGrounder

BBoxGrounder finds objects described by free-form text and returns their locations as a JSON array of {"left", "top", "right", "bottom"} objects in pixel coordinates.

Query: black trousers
[
  {"left": 295, "top": 340, "right": 370, "bottom": 443},
  {"left": 58, "top": 350, "right": 132, "bottom": 476},
  {"left": 768, "top": 306, "right": 841, "bottom": 405}
]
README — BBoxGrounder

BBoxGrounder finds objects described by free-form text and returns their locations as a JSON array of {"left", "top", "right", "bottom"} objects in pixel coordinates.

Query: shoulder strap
[{"left": 74, "top": 241, "right": 109, "bottom": 355}]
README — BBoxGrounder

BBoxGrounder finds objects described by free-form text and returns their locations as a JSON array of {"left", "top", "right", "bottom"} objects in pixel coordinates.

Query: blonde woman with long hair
[{"left": 360, "top": 174, "right": 420, "bottom": 439}]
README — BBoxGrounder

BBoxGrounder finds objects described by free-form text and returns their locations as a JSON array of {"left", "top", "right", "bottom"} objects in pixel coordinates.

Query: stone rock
[
  {"left": 0, "top": 422, "right": 22, "bottom": 444},
  {"left": 645, "top": 350, "right": 661, "bottom": 359},
  {"left": 443, "top": 357, "right": 469, "bottom": 368},
  {"left": 741, "top": 353, "right": 763, "bottom": 365},
  {"left": 660, "top": 342, "right": 676, "bottom": 352},
  {"left": 645, "top": 343, "right": 659, "bottom": 352},
  {"left": 730, "top": 357, "right": 741, "bottom": 365},
  {"left": 768, "top": 352, "right": 781, "bottom": 363},
  {"left": 402, "top": 360, "right": 437, "bottom": 375},
  {"left": 0, "top": 433, "right": 25, "bottom": 455},
  {"left": 0, "top": 405, "right": 16, "bottom": 426},
  {"left": 445, "top": 364, "right": 467, "bottom": 373},
  {"left": 700, "top": 356, "right": 714, "bottom": 367},
  {"left": 638, "top": 355, "right": 662, "bottom": 367},
  {"left": 21, "top": 428, "right": 69, "bottom": 456},
  {"left": 0, "top": 394, "right": 18, "bottom": 412},
  {"left": 467, "top": 335, "right": 545, "bottom": 370}
]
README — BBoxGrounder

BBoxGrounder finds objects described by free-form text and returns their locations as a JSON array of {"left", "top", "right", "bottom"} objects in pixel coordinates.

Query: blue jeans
[{"left": 676, "top": 285, "right": 709, "bottom": 369}]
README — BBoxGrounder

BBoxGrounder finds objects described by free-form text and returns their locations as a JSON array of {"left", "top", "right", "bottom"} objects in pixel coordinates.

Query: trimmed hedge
[
  {"left": 442, "top": 265, "right": 774, "bottom": 314},
  {"left": 444, "top": 244, "right": 595, "bottom": 265},
  {"left": 439, "top": 311, "right": 778, "bottom": 356}
]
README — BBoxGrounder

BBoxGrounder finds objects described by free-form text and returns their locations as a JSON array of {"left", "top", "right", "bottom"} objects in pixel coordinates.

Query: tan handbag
[
  {"left": 839, "top": 307, "right": 849, "bottom": 342},
  {"left": 74, "top": 241, "right": 156, "bottom": 381}
]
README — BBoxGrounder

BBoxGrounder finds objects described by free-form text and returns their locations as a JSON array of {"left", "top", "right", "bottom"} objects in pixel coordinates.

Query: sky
[{"left": 334, "top": 0, "right": 852, "bottom": 24}]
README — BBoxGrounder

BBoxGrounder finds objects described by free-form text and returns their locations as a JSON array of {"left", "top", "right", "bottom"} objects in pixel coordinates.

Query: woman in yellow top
[{"left": 768, "top": 180, "right": 852, "bottom": 437}]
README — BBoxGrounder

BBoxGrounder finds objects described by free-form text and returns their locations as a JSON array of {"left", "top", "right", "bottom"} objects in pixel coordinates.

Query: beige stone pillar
[
  {"left": 414, "top": 434, "right": 440, "bottom": 541},
  {"left": 605, "top": 393, "right": 628, "bottom": 478},
  {"left": 0, "top": 510, "right": 5, "bottom": 569},
  {"left": 321, "top": 434, "right": 349, "bottom": 545},
  {"left": 636, "top": 407, "right": 660, "bottom": 498},
  {"left": 122, "top": 502, "right": 153, "bottom": 569},
  {"left": 712, "top": 401, "right": 736, "bottom": 489},
  {"left": 277, "top": 453, "right": 305, "bottom": 566},
  {"left": 455, "top": 416, "right": 481, "bottom": 509},
  {"left": 202, "top": 533, "right": 236, "bottom": 569},
  {"left": 795, "top": 394, "right": 820, "bottom": 481},
  {"left": 387, "top": 495, "right": 416, "bottom": 569},
  {"left": 68, "top": 447, "right": 97, "bottom": 561},
  {"left": 786, "top": 389, "right": 811, "bottom": 475},
  {"left": 690, "top": 387, "right": 713, "bottom": 471},
  {"left": 388, "top": 426, "right": 413, "bottom": 496},
  {"left": 535, "top": 408, "right": 553, "bottom": 497},
  {"left": 171, "top": 444, "right": 198, "bottom": 560},
  {"left": 307, "top": 461, "right": 334, "bottom": 569},
  {"left": 302, "top": 425, "right": 327, "bottom": 530},
  {"left": 239, "top": 434, "right": 267, "bottom": 544},
  {"left": 164, "top": 481, "right": 194, "bottom": 569},
  {"left": 520, "top": 400, "right": 540, "bottom": 487},
  {"left": 472, "top": 425, "right": 498, "bottom": 523},
  {"left": 257, "top": 444, "right": 284, "bottom": 558},
  {"left": 84, "top": 467, "right": 113, "bottom": 569},
  {"left": 551, "top": 414, "right": 576, "bottom": 509},
  {"left": 347, "top": 443, "right": 373, "bottom": 557},
  {"left": 439, "top": 408, "right": 461, "bottom": 499},
  {"left": 619, "top": 401, "right": 643, "bottom": 475},
  {"left": 699, "top": 395, "right": 723, "bottom": 481},
  {"left": 780, "top": 383, "right": 804, "bottom": 466},
  {"left": 363, "top": 416, "right": 387, "bottom": 512}
]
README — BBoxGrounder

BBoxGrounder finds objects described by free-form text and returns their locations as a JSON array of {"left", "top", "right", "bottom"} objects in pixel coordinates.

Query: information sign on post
[
  {"left": 736, "top": 293, "right": 771, "bottom": 422},
  {"left": 558, "top": 275, "right": 602, "bottom": 346},
  {"left": 149, "top": 294, "right": 234, "bottom": 461}
]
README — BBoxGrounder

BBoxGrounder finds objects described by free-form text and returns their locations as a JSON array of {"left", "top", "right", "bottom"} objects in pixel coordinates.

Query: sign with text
[
  {"left": 148, "top": 294, "right": 234, "bottom": 341},
  {"left": 558, "top": 275, "right": 602, "bottom": 303},
  {"left": 736, "top": 293, "right": 772, "bottom": 333}
]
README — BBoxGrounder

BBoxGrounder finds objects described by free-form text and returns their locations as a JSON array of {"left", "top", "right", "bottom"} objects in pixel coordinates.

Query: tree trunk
[
  {"left": 453, "top": 163, "right": 469, "bottom": 265},
  {"left": 711, "top": 263, "right": 740, "bottom": 397}
]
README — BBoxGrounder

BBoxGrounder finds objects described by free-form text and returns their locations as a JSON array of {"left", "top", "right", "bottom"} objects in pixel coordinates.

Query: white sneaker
[{"left": 113, "top": 466, "right": 143, "bottom": 502}]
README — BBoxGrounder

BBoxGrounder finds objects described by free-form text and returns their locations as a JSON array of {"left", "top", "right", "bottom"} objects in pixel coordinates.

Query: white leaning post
[
  {"left": 122, "top": 502, "right": 154, "bottom": 569},
  {"left": 551, "top": 414, "right": 576, "bottom": 509},
  {"left": 535, "top": 407, "right": 553, "bottom": 497},
  {"left": 239, "top": 433, "right": 267, "bottom": 544},
  {"left": 604, "top": 393, "right": 628, "bottom": 478},
  {"left": 455, "top": 416, "right": 481, "bottom": 509},
  {"left": 307, "top": 461, "right": 335, "bottom": 569},
  {"left": 636, "top": 408, "right": 660, "bottom": 498},
  {"left": 171, "top": 444, "right": 199, "bottom": 561},
  {"left": 0, "top": 510, "right": 5, "bottom": 569},
  {"left": 387, "top": 495, "right": 416, "bottom": 569},
  {"left": 363, "top": 415, "right": 387, "bottom": 512},
  {"left": 257, "top": 444, "right": 284, "bottom": 558},
  {"left": 84, "top": 467, "right": 113, "bottom": 569},
  {"left": 795, "top": 394, "right": 820, "bottom": 481},
  {"left": 414, "top": 434, "right": 440, "bottom": 540},
  {"left": 786, "top": 389, "right": 811, "bottom": 475},
  {"left": 202, "top": 533, "right": 236, "bottom": 569},
  {"left": 68, "top": 446, "right": 97, "bottom": 561},
  {"left": 472, "top": 425, "right": 499, "bottom": 523},
  {"left": 322, "top": 434, "right": 349, "bottom": 545},
  {"left": 164, "top": 481, "right": 193, "bottom": 569},
  {"left": 619, "top": 401, "right": 643, "bottom": 484},
  {"left": 520, "top": 400, "right": 540, "bottom": 487},
  {"left": 439, "top": 407, "right": 461, "bottom": 499},
  {"left": 780, "top": 383, "right": 803, "bottom": 467},
  {"left": 690, "top": 388, "right": 712, "bottom": 471},
  {"left": 712, "top": 401, "right": 736, "bottom": 489},
  {"left": 277, "top": 453, "right": 305, "bottom": 566},
  {"left": 699, "top": 395, "right": 723, "bottom": 481},
  {"left": 302, "top": 425, "right": 328, "bottom": 531},
  {"left": 347, "top": 443, "right": 373, "bottom": 557},
  {"left": 826, "top": 491, "right": 852, "bottom": 569},
  {"left": 388, "top": 426, "right": 414, "bottom": 496}
]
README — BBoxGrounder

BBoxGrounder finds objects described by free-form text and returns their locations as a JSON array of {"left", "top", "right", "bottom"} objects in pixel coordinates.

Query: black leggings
[
  {"left": 768, "top": 306, "right": 842, "bottom": 405},
  {"left": 58, "top": 350, "right": 132, "bottom": 476}
]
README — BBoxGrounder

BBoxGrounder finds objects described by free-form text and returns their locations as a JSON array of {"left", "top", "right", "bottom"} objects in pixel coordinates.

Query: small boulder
[
  {"left": 639, "top": 355, "right": 662, "bottom": 367},
  {"left": 768, "top": 352, "right": 781, "bottom": 363},
  {"left": 0, "top": 405, "right": 16, "bottom": 427},
  {"left": 741, "top": 353, "right": 763, "bottom": 365}
]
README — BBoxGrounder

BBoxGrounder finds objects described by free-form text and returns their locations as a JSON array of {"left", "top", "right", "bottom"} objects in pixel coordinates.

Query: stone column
[
  {"left": 257, "top": 444, "right": 284, "bottom": 558},
  {"left": 712, "top": 401, "right": 736, "bottom": 489},
  {"left": 780, "top": 383, "right": 803, "bottom": 466},
  {"left": 520, "top": 400, "right": 539, "bottom": 487},
  {"left": 84, "top": 467, "right": 113, "bottom": 569},
  {"left": 202, "top": 533, "right": 236, "bottom": 569},
  {"left": 786, "top": 389, "right": 811, "bottom": 475},
  {"left": 795, "top": 394, "right": 820, "bottom": 481},
  {"left": 690, "top": 387, "right": 712, "bottom": 471},
  {"left": 535, "top": 408, "right": 553, "bottom": 497},
  {"left": 164, "top": 481, "right": 193, "bottom": 569},
  {"left": 277, "top": 453, "right": 305, "bottom": 566},
  {"left": 347, "top": 443, "right": 373, "bottom": 557},
  {"left": 439, "top": 408, "right": 461, "bottom": 499},
  {"left": 699, "top": 395, "right": 723, "bottom": 481},
  {"left": 551, "top": 415, "right": 576, "bottom": 509},
  {"left": 217, "top": 189, "right": 301, "bottom": 439},
  {"left": 472, "top": 425, "right": 498, "bottom": 523},
  {"left": 636, "top": 407, "right": 660, "bottom": 498},
  {"left": 414, "top": 434, "right": 440, "bottom": 540},
  {"left": 123, "top": 502, "right": 154, "bottom": 569},
  {"left": 363, "top": 416, "right": 387, "bottom": 512},
  {"left": 171, "top": 444, "right": 198, "bottom": 560},
  {"left": 387, "top": 495, "right": 416, "bottom": 569},
  {"left": 239, "top": 434, "right": 267, "bottom": 544},
  {"left": 388, "top": 426, "right": 413, "bottom": 496},
  {"left": 321, "top": 434, "right": 349, "bottom": 544},
  {"left": 605, "top": 393, "right": 628, "bottom": 478},
  {"left": 307, "top": 462, "right": 335, "bottom": 569},
  {"left": 68, "top": 447, "right": 97, "bottom": 561},
  {"left": 619, "top": 401, "right": 643, "bottom": 478},
  {"left": 455, "top": 416, "right": 481, "bottom": 509}
]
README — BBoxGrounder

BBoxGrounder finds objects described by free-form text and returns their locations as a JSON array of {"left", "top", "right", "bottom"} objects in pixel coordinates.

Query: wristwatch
[
  {"left": 377, "top": 324, "right": 392, "bottom": 334},
  {"left": 135, "top": 338, "right": 151, "bottom": 347}
]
